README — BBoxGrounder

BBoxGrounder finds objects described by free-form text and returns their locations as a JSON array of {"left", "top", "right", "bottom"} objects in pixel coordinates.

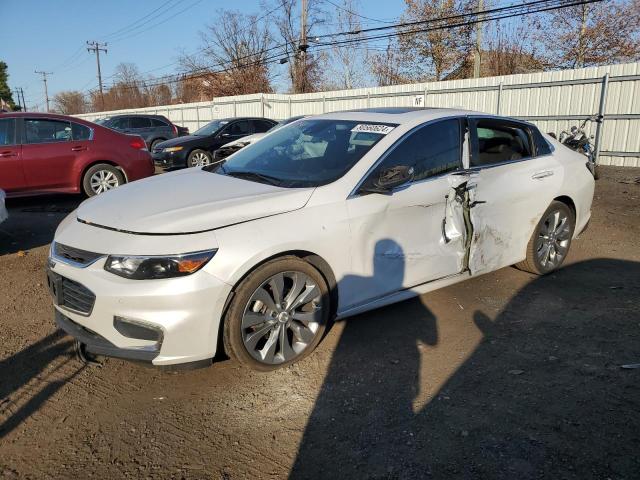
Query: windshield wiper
[{"left": 224, "top": 170, "right": 284, "bottom": 186}]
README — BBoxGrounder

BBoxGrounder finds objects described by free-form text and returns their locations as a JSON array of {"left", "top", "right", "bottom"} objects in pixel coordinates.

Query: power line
[{"left": 322, "top": 0, "right": 397, "bottom": 24}]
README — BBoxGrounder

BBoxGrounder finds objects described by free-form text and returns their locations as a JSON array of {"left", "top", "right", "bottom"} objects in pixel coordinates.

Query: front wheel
[
  {"left": 515, "top": 201, "right": 575, "bottom": 275},
  {"left": 82, "top": 163, "right": 124, "bottom": 196},
  {"left": 223, "top": 257, "right": 329, "bottom": 371},
  {"left": 188, "top": 149, "right": 212, "bottom": 167}
]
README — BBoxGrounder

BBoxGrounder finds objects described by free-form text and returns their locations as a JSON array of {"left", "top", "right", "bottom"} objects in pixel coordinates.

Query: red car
[{"left": 0, "top": 112, "right": 154, "bottom": 197}]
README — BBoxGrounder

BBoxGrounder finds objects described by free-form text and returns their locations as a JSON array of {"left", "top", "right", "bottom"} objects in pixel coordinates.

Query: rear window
[{"left": 71, "top": 122, "right": 92, "bottom": 141}]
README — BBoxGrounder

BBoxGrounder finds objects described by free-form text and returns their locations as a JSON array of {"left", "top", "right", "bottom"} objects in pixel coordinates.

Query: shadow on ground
[
  {"left": 0, "top": 194, "right": 82, "bottom": 255},
  {"left": 290, "top": 259, "right": 640, "bottom": 479}
]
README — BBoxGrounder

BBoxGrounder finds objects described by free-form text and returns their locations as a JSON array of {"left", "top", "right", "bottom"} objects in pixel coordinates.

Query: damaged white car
[{"left": 48, "top": 108, "right": 594, "bottom": 370}]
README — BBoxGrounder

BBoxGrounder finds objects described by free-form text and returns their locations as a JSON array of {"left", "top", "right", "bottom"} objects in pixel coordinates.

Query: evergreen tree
[{"left": 0, "top": 61, "right": 17, "bottom": 110}]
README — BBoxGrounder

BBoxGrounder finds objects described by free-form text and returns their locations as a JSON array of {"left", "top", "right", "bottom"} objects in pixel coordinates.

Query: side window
[
  {"left": 371, "top": 119, "right": 462, "bottom": 182},
  {"left": 24, "top": 119, "right": 72, "bottom": 144},
  {"left": 253, "top": 119, "right": 275, "bottom": 133},
  {"left": 130, "top": 117, "right": 151, "bottom": 129},
  {"left": 110, "top": 117, "right": 129, "bottom": 130},
  {"left": 472, "top": 120, "right": 533, "bottom": 166},
  {"left": 531, "top": 127, "right": 552, "bottom": 156},
  {"left": 228, "top": 120, "right": 251, "bottom": 136},
  {"left": 151, "top": 118, "right": 169, "bottom": 127},
  {"left": 0, "top": 118, "right": 16, "bottom": 145},
  {"left": 71, "top": 122, "right": 92, "bottom": 141}
]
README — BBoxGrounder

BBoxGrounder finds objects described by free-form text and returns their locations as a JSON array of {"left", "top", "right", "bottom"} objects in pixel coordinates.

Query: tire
[
  {"left": 223, "top": 256, "right": 330, "bottom": 371},
  {"left": 515, "top": 200, "right": 575, "bottom": 275},
  {"left": 187, "top": 149, "right": 212, "bottom": 168},
  {"left": 82, "top": 163, "right": 125, "bottom": 197},
  {"left": 150, "top": 138, "right": 165, "bottom": 151}
]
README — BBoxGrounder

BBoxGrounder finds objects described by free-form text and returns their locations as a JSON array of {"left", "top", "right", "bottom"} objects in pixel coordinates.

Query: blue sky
[{"left": 1, "top": 0, "right": 406, "bottom": 110}]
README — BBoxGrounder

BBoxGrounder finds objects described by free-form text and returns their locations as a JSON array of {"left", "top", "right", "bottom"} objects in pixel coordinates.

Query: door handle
[
  {"left": 532, "top": 170, "right": 554, "bottom": 180},
  {"left": 71, "top": 146, "right": 88, "bottom": 152},
  {"left": 0, "top": 150, "right": 16, "bottom": 158}
]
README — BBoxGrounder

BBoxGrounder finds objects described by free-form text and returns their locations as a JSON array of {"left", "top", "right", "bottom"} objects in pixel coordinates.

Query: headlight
[
  {"left": 104, "top": 250, "right": 216, "bottom": 280},
  {"left": 163, "top": 146, "right": 184, "bottom": 153}
]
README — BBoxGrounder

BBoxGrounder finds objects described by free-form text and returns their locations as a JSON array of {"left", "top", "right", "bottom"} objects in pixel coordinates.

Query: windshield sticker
[{"left": 351, "top": 124, "right": 395, "bottom": 135}]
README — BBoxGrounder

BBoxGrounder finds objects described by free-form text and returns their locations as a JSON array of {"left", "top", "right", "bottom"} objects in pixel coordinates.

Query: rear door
[
  {"left": 221, "top": 120, "right": 252, "bottom": 144},
  {"left": 467, "top": 117, "right": 562, "bottom": 274},
  {"left": 21, "top": 118, "right": 83, "bottom": 191},
  {"left": 251, "top": 119, "right": 276, "bottom": 134},
  {"left": 0, "top": 117, "right": 25, "bottom": 193},
  {"left": 128, "top": 117, "right": 153, "bottom": 145}
]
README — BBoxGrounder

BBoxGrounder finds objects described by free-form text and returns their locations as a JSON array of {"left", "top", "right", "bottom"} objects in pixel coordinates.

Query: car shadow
[
  {"left": 0, "top": 194, "right": 82, "bottom": 256},
  {"left": 290, "top": 258, "right": 640, "bottom": 479},
  {"left": 0, "top": 330, "right": 84, "bottom": 439}
]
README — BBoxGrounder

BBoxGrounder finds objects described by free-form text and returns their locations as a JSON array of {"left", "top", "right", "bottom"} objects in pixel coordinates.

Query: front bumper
[
  {"left": 152, "top": 149, "right": 188, "bottom": 169},
  {"left": 48, "top": 253, "right": 232, "bottom": 366}
]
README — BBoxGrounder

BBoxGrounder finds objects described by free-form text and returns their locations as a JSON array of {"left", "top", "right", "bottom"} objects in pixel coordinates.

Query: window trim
[
  {"left": 350, "top": 116, "right": 466, "bottom": 198},
  {"left": 468, "top": 116, "right": 537, "bottom": 170}
]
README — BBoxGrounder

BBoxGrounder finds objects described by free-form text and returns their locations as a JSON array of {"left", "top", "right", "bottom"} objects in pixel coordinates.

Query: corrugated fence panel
[{"left": 76, "top": 62, "right": 640, "bottom": 167}]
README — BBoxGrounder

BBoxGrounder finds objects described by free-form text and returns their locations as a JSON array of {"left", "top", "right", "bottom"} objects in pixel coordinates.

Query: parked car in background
[
  {"left": 0, "top": 189, "right": 7, "bottom": 225},
  {"left": 0, "top": 112, "right": 154, "bottom": 197},
  {"left": 213, "top": 115, "right": 308, "bottom": 162},
  {"left": 95, "top": 114, "right": 188, "bottom": 150},
  {"left": 152, "top": 117, "right": 277, "bottom": 169},
  {"left": 48, "top": 108, "right": 594, "bottom": 371}
]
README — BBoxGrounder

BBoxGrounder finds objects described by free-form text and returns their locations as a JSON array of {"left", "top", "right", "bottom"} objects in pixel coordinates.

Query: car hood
[
  {"left": 156, "top": 135, "right": 202, "bottom": 149},
  {"left": 76, "top": 168, "right": 314, "bottom": 235}
]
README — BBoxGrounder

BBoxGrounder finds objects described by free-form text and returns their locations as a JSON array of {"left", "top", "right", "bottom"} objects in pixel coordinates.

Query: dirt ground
[{"left": 0, "top": 166, "right": 639, "bottom": 480}]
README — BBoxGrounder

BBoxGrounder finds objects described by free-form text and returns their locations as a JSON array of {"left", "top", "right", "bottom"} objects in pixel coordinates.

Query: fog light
[{"left": 114, "top": 316, "right": 163, "bottom": 342}]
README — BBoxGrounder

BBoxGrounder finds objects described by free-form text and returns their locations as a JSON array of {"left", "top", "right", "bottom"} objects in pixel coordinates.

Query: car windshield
[
  {"left": 193, "top": 120, "right": 229, "bottom": 136},
  {"left": 94, "top": 118, "right": 107, "bottom": 125},
  {"left": 205, "top": 119, "right": 396, "bottom": 188},
  {"left": 267, "top": 115, "right": 305, "bottom": 132}
]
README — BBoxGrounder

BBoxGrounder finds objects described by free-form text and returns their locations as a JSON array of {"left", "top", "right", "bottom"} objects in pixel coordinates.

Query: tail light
[
  {"left": 129, "top": 137, "right": 147, "bottom": 151},
  {"left": 171, "top": 123, "right": 178, "bottom": 135}
]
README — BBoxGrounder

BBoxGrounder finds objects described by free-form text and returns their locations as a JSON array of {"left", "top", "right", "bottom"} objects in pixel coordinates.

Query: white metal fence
[{"left": 78, "top": 62, "right": 640, "bottom": 167}]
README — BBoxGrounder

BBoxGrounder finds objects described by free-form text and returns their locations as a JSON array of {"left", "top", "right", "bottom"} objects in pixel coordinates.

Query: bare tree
[
  {"left": 181, "top": 10, "right": 273, "bottom": 97},
  {"left": 327, "top": 0, "right": 370, "bottom": 89},
  {"left": 275, "top": 0, "right": 328, "bottom": 93},
  {"left": 371, "top": 41, "right": 409, "bottom": 86},
  {"left": 53, "top": 91, "right": 87, "bottom": 115},
  {"left": 397, "top": 0, "right": 474, "bottom": 81},
  {"left": 534, "top": 0, "right": 640, "bottom": 69}
]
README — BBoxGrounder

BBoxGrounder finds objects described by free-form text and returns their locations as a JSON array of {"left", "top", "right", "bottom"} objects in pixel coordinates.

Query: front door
[
  {"left": 0, "top": 117, "right": 25, "bottom": 193},
  {"left": 345, "top": 118, "right": 469, "bottom": 309},
  {"left": 467, "top": 117, "right": 563, "bottom": 275}
]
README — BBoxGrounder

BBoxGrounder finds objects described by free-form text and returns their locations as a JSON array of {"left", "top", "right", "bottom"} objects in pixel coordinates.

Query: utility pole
[
  {"left": 473, "top": 0, "right": 483, "bottom": 78},
  {"left": 20, "top": 88, "right": 27, "bottom": 111},
  {"left": 34, "top": 70, "right": 52, "bottom": 112},
  {"left": 298, "top": 0, "right": 308, "bottom": 93},
  {"left": 87, "top": 41, "right": 107, "bottom": 110},
  {"left": 13, "top": 89, "right": 22, "bottom": 110}
]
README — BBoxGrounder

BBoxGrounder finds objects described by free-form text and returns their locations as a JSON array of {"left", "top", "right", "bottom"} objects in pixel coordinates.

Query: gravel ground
[{"left": 0, "top": 166, "right": 639, "bottom": 480}]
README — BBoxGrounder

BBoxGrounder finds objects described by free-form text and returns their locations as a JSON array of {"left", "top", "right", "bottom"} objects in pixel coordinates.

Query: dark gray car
[{"left": 95, "top": 114, "right": 188, "bottom": 150}]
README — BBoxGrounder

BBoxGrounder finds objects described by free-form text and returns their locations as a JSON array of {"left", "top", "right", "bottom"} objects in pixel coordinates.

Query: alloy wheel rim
[
  {"left": 89, "top": 170, "right": 119, "bottom": 194},
  {"left": 241, "top": 271, "right": 323, "bottom": 365},
  {"left": 192, "top": 152, "right": 211, "bottom": 166},
  {"left": 536, "top": 209, "right": 571, "bottom": 269}
]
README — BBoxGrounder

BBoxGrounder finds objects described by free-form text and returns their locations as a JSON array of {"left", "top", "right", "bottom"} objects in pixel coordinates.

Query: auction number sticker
[{"left": 351, "top": 124, "right": 395, "bottom": 135}]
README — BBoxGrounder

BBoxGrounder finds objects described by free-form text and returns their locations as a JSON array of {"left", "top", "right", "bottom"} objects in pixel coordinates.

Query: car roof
[{"left": 313, "top": 107, "right": 487, "bottom": 125}]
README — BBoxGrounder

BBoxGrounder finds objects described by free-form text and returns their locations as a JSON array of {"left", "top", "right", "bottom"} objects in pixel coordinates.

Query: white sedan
[{"left": 48, "top": 108, "right": 594, "bottom": 370}]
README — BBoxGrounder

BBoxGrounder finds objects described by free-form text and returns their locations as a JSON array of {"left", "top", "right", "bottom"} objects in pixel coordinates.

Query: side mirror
[{"left": 360, "top": 165, "right": 414, "bottom": 194}]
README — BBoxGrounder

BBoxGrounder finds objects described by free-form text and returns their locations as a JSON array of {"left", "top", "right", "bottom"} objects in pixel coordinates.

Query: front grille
[
  {"left": 60, "top": 277, "right": 96, "bottom": 315},
  {"left": 54, "top": 242, "right": 103, "bottom": 266}
]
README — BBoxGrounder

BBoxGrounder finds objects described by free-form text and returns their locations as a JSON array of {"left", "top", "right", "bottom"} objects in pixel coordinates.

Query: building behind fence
[{"left": 77, "top": 62, "right": 640, "bottom": 167}]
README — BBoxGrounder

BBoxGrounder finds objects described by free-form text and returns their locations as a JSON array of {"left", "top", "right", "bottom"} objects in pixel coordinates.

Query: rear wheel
[
  {"left": 223, "top": 257, "right": 329, "bottom": 371},
  {"left": 82, "top": 163, "right": 124, "bottom": 197},
  {"left": 188, "top": 149, "right": 212, "bottom": 167},
  {"left": 516, "top": 201, "right": 575, "bottom": 275}
]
